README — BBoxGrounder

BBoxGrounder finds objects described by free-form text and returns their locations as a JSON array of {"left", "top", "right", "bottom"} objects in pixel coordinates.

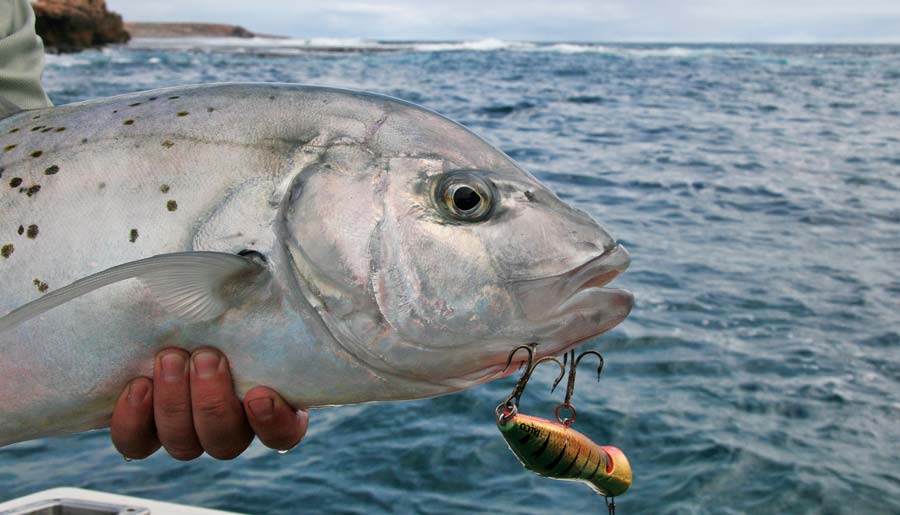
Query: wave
[
  {"left": 126, "top": 37, "right": 733, "bottom": 58},
  {"left": 43, "top": 53, "right": 93, "bottom": 67}
]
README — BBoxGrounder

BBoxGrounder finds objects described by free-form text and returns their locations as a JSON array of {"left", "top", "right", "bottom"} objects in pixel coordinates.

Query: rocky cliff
[{"left": 32, "top": 0, "right": 130, "bottom": 53}]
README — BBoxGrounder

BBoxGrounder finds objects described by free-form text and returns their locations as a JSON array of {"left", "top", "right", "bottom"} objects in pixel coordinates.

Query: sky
[{"left": 111, "top": 1, "right": 900, "bottom": 43}]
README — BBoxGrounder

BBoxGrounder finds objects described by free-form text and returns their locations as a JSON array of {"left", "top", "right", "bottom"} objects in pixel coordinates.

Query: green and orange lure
[{"left": 495, "top": 345, "right": 632, "bottom": 509}]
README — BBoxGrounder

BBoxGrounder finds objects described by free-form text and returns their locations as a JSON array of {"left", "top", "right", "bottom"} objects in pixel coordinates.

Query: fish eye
[
  {"left": 433, "top": 171, "right": 496, "bottom": 222},
  {"left": 453, "top": 186, "right": 481, "bottom": 212}
]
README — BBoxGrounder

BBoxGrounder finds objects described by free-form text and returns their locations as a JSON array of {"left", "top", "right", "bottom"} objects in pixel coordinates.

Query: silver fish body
[{"left": 0, "top": 83, "right": 632, "bottom": 446}]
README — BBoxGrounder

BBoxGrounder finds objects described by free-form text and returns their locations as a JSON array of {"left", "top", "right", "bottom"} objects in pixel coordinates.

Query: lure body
[{"left": 497, "top": 411, "right": 632, "bottom": 497}]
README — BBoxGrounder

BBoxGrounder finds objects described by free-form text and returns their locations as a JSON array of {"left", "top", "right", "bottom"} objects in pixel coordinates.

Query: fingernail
[
  {"left": 248, "top": 397, "right": 274, "bottom": 421},
  {"left": 192, "top": 351, "right": 220, "bottom": 380},
  {"left": 160, "top": 353, "right": 186, "bottom": 383},
  {"left": 127, "top": 380, "right": 149, "bottom": 407}
]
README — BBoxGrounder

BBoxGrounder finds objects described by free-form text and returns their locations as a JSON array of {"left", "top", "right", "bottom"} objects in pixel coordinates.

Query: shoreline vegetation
[{"left": 32, "top": 0, "right": 263, "bottom": 53}]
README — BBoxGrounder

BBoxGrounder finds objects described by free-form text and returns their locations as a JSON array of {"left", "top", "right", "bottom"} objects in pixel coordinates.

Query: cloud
[{"left": 108, "top": 0, "right": 900, "bottom": 42}]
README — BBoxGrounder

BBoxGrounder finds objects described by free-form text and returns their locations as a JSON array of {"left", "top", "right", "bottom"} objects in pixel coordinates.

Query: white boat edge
[{"left": 0, "top": 487, "right": 247, "bottom": 515}]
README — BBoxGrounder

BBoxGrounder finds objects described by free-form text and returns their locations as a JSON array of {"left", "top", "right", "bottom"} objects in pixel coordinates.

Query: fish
[{"left": 0, "top": 83, "right": 633, "bottom": 447}]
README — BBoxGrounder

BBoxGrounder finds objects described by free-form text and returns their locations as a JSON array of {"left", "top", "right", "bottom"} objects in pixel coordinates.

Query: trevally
[{"left": 0, "top": 83, "right": 632, "bottom": 447}]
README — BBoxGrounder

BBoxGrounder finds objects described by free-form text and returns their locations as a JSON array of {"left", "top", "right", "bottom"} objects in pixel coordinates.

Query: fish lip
[
  {"left": 511, "top": 244, "right": 632, "bottom": 315},
  {"left": 565, "top": 244, "right": 632, "bottom": 295}
]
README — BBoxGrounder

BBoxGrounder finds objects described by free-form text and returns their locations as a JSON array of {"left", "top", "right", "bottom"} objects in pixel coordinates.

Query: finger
[
  {"left": 244, "top": 386, "right": 309, "bottom": 451},
  {"left": 153, "top": 348, "right": 202, "bottom": 460},
  {"left": 110, "top": 377, "right": 161, "bottom": 459},
  {"left": 189, "top": 349, "right": 253, "bottom": 460}
]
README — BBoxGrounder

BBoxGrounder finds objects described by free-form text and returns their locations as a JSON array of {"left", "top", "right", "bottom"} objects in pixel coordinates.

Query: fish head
[{"left": 283, "top": 90, "right": 632, "bottom": 393}]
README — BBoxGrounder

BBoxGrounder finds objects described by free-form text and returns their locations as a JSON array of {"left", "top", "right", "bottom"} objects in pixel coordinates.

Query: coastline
[{"left": 123, "top": 22, "right": 268, "bottom": 39}]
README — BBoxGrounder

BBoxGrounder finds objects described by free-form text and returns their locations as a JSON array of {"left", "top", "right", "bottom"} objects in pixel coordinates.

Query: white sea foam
[
  {"left": 126, "top": 37, "right": 724, "bottom": 58},
  {"left": 411, "top": 39, "right": 536, "bottom": 52},
  {"left": 43, "top": 54, "right": 92, "bottom": 67}
]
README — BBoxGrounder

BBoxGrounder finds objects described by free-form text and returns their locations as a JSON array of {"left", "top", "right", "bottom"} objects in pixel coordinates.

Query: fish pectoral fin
[
  {"left": 0, "top": 252, "right": 271, "bottom": 332},
  {"left": 139, "top": 252, "right": 271, "bottom": 322}
]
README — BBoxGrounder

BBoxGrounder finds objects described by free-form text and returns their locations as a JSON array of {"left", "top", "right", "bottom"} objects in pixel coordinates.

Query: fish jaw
[
  {"left": 416, "top": 246, "right": 633, "bottom": 392},
  {"left": 510, "top": 244, "right": 633, "bottom": 353}
]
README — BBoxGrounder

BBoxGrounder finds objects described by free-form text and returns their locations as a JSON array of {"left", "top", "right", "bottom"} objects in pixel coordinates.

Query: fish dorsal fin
[{"left": 0, "top": 252, "right": 270, "bottom": 332}]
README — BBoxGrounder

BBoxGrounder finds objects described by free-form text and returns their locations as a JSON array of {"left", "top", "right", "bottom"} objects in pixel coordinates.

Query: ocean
[{"left": 1, "top": 38, "right": 899, "bottom": 514}]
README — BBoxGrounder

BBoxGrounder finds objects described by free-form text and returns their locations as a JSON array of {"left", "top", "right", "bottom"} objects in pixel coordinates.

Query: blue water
[{"left": 2, "top": 40, "right": 900, "bottom": 514}]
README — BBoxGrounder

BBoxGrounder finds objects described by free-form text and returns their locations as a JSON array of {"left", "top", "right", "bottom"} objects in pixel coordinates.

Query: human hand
[{"left": 110, "top": 347, "right": 308, "bottom": 460}]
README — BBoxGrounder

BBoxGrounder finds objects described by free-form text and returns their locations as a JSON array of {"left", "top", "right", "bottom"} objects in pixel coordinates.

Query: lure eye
[{"left": 434, "top": 171, "right": 496, "bottom": 222}]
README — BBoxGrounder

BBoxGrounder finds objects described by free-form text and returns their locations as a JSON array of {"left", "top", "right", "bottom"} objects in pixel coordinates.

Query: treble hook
[
  {"left": 554, "top": 349, "right": 605, "bottom": 426},
  {"left": 497, "top": 344, "right": 565, "bottom": 420}
]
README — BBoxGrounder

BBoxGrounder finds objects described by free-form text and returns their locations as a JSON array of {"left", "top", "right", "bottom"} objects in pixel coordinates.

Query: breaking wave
[{"left": 125, "top": 37, "right": 732, "bottom": 58}]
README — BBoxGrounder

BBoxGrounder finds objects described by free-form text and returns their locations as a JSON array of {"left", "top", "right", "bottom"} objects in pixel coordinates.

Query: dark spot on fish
[
  {"left": 33, "top": 279, "right": 49, "bottom": 293},
  {"left": 9, "top": 177, "right": 22, "bottom": 188},
  {"left": 166, "top": 200, "right": 178, "bottom": 211},
  {"left": 30, "top": 126, "right": 44, "bottom": 132},
  {"left": 30, "top": 150, "right": 43, "bottom": 158},
  {"left": 123, "top": 119, "right": 135, "bottom": 125},
  {"left": 81, "top": 138, "right": 88, "bottom": 144},
  {"left": 176, "top": 111, "right": 189, "bottom": 117},
  {"left": 25, "top": 185, "right": 41, "bottom": 197},
  {"left": 524, "top": 190, "right": 535, "bottom": 201},
  {"left": 3, "top": 144, "right": 16, "bottom": 153},
  {"left": 207, "top": 107, "right": 215, "bottom": 112},
  {"left": 168, "top": 96, "right": 180, "bottom": 100},
  {"left": 112, "top": 110, "right": 118, "bottom": 114},
  {"left": 98, "top": 182, "right": 106, "bottom": 190},
  {"left": 44, "top": 165, "right": 60, "bottom": 175},
  {"left": 55, "top": 127, "right": 65, "bottom": 132},
  {"left": 149, "top": 96, "right": 158, "bottom": 101},
  {"left": 40, "top": 127, "right": 53, "bottom": 133},
  {"left": 160, "top": 184, "right": 170, "bottom": 193},
  {"left": 268, "top": 95, "right": 275, "bottom": 100},
  {"left": 161, "top": 140, "right": 174, "bottom": 148},
  {"left": 9, "top": 128, "right": 19, "bottom": 133},
  {"left": 26, "top": 225, "right": 38, "bottom": 239},
  {"left": 17, "top": 225, "right": 24, "bottom": 235},
  {"left": 1, "top": 244, "right": 13, "bottom": 258},
  {"left": 32, "top": 115, "right": 40, "bottom": 120},
  {"left": 129, "top": 102, "right": 142, "bottom": 107},
  {"left": 129, "top": 229, "right": 139, "bottom": 242}
]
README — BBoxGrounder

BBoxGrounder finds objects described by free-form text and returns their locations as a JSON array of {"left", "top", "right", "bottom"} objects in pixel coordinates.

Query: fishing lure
[{"left": 496, "top": 345, "right": 632, "bottom": 510}]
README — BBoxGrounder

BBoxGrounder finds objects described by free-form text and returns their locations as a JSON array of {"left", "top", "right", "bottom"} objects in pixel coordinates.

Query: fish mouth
[
  {"left": 506, "top": 245, "right": 633, "bottom": 361},
  {"left": 449, "top": 245, "right": 634, "bottom": 389}
]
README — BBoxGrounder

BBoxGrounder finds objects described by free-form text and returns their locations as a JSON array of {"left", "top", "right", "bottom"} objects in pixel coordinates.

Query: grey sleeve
[{"left": 0, "top": 0, "right": 53, "bottom": 118}]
